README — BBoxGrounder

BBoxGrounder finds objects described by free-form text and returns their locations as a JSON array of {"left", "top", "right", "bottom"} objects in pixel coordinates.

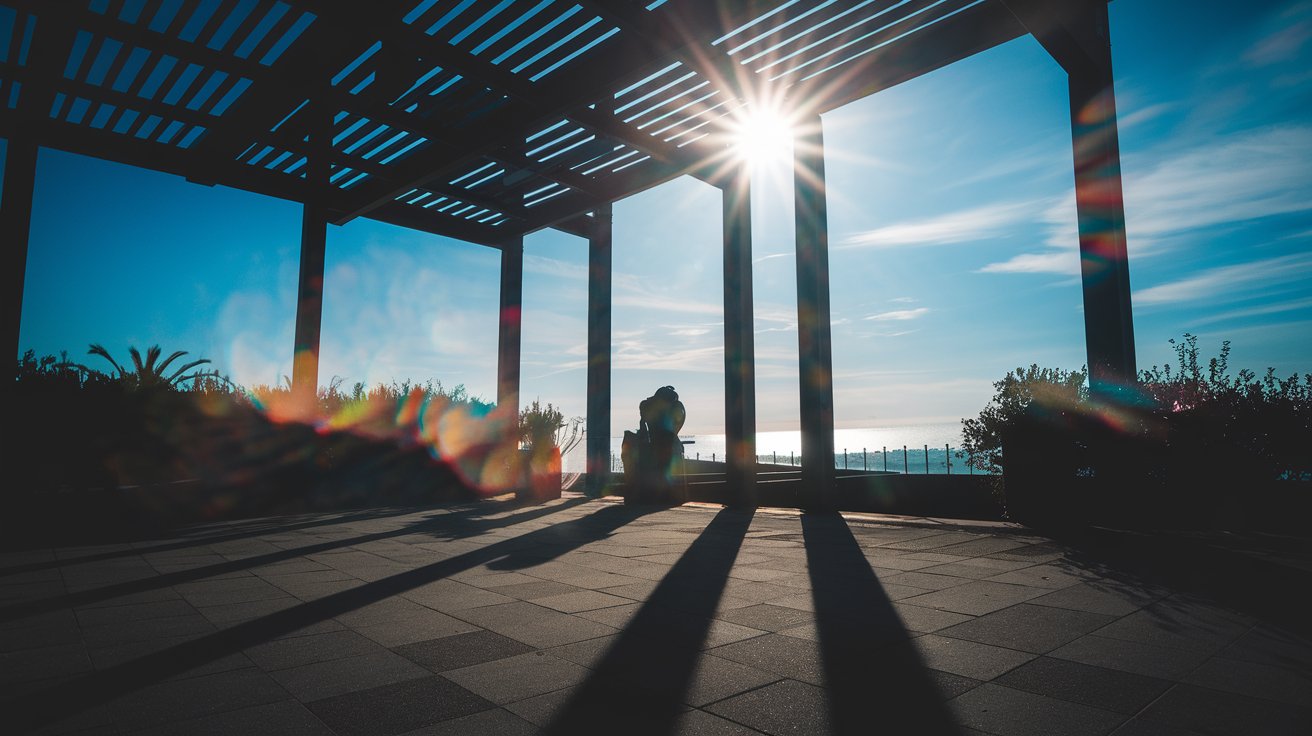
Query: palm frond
[
  {"left": 87, "top": 344, "right": 125, "bottom": 377},
  {"left": 143, "top": 345, "right": 163, "bottom": 374},
  {"left": 128, "top": 346, "right": 146, "bottom": 374},
  {"left": 165, "top": 358, "right": 213, "bottom": 384},
  {"left": 155, "top": 350, "right": 191, "bottom": 376}
]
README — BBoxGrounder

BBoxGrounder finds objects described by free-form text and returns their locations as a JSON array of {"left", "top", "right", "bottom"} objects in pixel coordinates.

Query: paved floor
[{"left": 2, "top": 497, "right": 1310, "bottom": 735}]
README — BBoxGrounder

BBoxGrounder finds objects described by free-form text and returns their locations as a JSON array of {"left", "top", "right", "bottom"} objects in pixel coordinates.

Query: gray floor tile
[
  {"left": 685, "top": 652, "right": 782, "bottom": 706},
  {"left": 710, "top": 633, "right": 825, "bottom": 685},
  {"left": 244, "top": 629, "right": 386, "bottom": 671},
  {"left": 0, "top": 643, "right": 91, "bottom": 685},
  {"left": 109, "top": 666, "right": 290, "bottom": 729},
  {"left": 1027, "top": 582, "right": 1160, "bottom": 617},
  {"left": 398, "top": 707, "right": 536, "bottom": 736},
  {"left": 306, "top": 674, "right": 494, "bottom": 736},
  {"left": 949, "top": 682, "right": 1127, "bottom": 736},
  {"left": 706, "top": 678, "right": 830, "bottom": 736},
  {"left": 452, "top": 601, "right": 618, "bottom": 648},
  {"left": 1185, "top": 655, "right": 1312, "bottom": 708},
  {"left": 530, "top": 589, "right": 632, "bottom": 613},
  {"left": 443, "top": 651, "right": 588, "bottom": 704},
  {"left": 1137, "top": 683, "right": 1312, "bottom": 735},
  {"left": 995, "top": 656, "right": 1172, "bottom": 714},
  {"left": 131, "top": 699, "right": 335, "bottom": 736},
  {"left": 395, "top": 629, "right": 535, "bottom": 672},
  {"left": 938, "top": 603, "right": 1117, "bottom": 653},
  {"left": 901, "top": 580, "right": 1049, "bottom": 616},
  {"left": 717, "top": 603, "right": 814, "bottom": 632},
  {"left": 915, "top": 634, "right": 1036, "bottom": 681},
  {"left": 269, "top": 648, "right": 431, "bottom": 701},
  {"left": 1049, "top": 635, "right": 1212, "bottom": 680}
]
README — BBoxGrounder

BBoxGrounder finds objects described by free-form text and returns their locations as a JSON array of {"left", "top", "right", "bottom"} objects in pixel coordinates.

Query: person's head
[{"left": 655, "top": 385, "right": 678, "bottom": 402}]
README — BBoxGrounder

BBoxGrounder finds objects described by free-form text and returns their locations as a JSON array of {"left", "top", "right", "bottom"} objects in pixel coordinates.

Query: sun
[{"left": 731, "top": 107, "right": 794, "bottom": 168}]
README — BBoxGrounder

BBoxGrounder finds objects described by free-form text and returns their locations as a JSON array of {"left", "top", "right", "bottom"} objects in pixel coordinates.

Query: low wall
[{"left": 619, "top": 460, "right": 1004, "bottom": 520}]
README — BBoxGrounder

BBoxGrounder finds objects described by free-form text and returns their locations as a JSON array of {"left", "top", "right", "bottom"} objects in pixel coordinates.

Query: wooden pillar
[
  {"left": 722, "top": 166, "right": 757, "bottom": 506},
  {"left": 586, "top": 203, "right": 613, "bottom": 497},
  {"left": 793, "top": 114, "right": 836, "bottom": 505},
  {"left": 497, "top": 236, "right": 524, "bottom": 414},
  {"left": 292, "top": 124, "right": 329, "bottom": 400},
  {"left": 2, "top": 139, "right": 37, "bottom": 374}
]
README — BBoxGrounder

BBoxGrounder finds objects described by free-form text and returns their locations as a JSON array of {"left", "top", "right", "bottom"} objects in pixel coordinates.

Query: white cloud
[
  {"left": 1187, "top": 296, "right": 1312, "bottom": 326},
  {"left": 864, "top": 308, "right": 929, "bottom": 321},
  {"left": 1134, "top": 253, "right": 1312, "bottom": 305},
  {"left": 839, "top": 201, "right": 1038, "bottom": 249},
  {"left": 1122, "top": 125, "right": 1312, "bottom": 241},
  {"left": 977, "top": 251, "right": 1079, "bottom": 276},
  {"left": 978, "top": 125, "right": 1312, "bottom": 276}
]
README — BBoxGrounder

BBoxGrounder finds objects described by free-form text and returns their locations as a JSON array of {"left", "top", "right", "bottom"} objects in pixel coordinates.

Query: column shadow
[
  {"left": 802, "top": 512, "right": 961, "bottom": 735},
  {"left": 0, "top": 497, "right": 588, "bottom": 623},
  {"left": 8, "top": 502, "right": 654, "bottom": 733},
  {"left": 542, "top": 507, "right": 754, "bottom": 736}
]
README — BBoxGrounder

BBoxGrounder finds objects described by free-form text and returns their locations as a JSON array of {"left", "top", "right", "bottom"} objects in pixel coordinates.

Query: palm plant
[{"left": 85, "top": 344, "right": 222, "bottom": 390}]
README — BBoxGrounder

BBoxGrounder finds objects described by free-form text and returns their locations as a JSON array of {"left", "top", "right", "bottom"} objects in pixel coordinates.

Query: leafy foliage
[
  {"left": 961, "top": 334, "right": 1312, "bottom": 483},
  {"left": 79, "top": 344, "right": 229, "bottom": 391},
  {"left": 960, "top": 364, "right": 1088, "bottom": 474},
  {"left": 519, "top": 399, "right": 584, "bottom": 456}
]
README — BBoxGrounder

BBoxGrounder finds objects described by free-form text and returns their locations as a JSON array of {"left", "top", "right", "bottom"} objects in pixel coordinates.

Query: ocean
[{"left": 561, "top": 422, "right": 977, "bottom": 474}]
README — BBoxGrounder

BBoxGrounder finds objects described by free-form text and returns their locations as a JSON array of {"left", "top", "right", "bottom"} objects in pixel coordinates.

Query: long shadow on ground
[
  {"left": 0, "top": 505, "right": 424, "bottom": 576},
  {"left": 7, "top": 501, "right": 654, "bottom": 733},
  {"left": 0, "top": 497, "right": 588, "bottom": 624},
  {"left": 802, "top": 513, "right": 962, "bottom": 735},
  {"left": 542, "top": 507, "right": 754, "bottom": 735}
]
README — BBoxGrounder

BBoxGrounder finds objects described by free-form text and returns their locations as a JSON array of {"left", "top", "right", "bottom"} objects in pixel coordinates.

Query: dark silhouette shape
[
  {"left": 623, "top": 385, "right": 688, "bottom": 504},
  {"left": 0, "top": 497, "right": 589, "bottom": 624},
  {"left": 543, "top": 507, "right": 754, "bottom": 735},
  {"left": 0, "top": 505, "right": 413, "bottom": 576},
  {"left": 9, "top": 502, "right": 658, "bottom": 733},
  {"left": 802, "top": 513, "right": 961, "bottom": 735}
]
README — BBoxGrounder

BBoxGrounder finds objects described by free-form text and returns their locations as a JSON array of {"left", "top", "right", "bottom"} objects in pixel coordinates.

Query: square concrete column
[
  {"left": 1003, "top": 0, "right": 1136, "bottom": 394},
  {"left": 3, "top": 139, "right": 37, "bottom": 377},
  {"left": 722, "top": 166, "right": 757, "bottom": 506},
  {"left": 586, "top": 203, "right": 613, "bottom": 497},
  {"left": 1067, "top": 14, "right": 1136, "bottom": 393},
  {"left": 497, "top": 236, "right": 524, "bottom": 414},
  {"left": 793, "top": 113, "right": 837, "bottom": 505},
  {"left": 291, "top": 189, "right": 328, "bottom": 400}
]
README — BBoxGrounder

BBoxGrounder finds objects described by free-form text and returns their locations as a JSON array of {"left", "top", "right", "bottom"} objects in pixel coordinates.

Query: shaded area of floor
[{"left": 2, "top": 497, "right": 1310, "bottom": 735}]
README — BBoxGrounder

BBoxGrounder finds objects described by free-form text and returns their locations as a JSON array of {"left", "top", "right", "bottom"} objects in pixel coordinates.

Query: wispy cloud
[
  {"left": 839, "top": 201, "right": 1038, "bottom": 249},
  {"left": 977, "top": 125, "right": 1312, "bottom": 275},
  {"left": 864, "top": 307, "right": 929, "bottom": 321},
  {"left": 1123, "top": 125, "right": 1312, "bottom": 241},
  {"left": 1187, "top": 296, "right": 1312, "bottom": 326},
  {"left": 1243, "top": 3, "right": 1312, "bottom": 66},
  {"left": 977, "top": 251, "right": 1079, "bottom": 276},
  {"left": 1134, "top": 253, "right": 1312, "bottom": 305}
]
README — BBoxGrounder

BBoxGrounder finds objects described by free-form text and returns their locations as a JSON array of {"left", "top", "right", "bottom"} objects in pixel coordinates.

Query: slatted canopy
[
  {"left": 1, "top": 0, "right": 1133, "bottom": 504},
  {"left": 0, "top": 0, "right": 1029, "bottom": 245}
]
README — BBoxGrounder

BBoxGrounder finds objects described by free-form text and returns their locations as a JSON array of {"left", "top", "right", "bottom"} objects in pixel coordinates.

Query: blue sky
[{"left": 9, "top": 0, "right": 1312, "bottom": 437}]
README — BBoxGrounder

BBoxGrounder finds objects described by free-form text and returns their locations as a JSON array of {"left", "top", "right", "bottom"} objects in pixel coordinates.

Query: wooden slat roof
[{"left": 0, "top": 0, "right": 1030, "bottom": 246}]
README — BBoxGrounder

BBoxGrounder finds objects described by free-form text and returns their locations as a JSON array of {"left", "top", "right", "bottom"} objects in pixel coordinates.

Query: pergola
[{"left": 0, "top": 0, "right": 1135, "bottom": 505}]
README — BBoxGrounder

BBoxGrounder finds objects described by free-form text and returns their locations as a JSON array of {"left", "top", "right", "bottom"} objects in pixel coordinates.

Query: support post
[
  {"left": 1067, "top": 10, "right": 1135, "bottom": 394},
  {"left": 2, "top": 139, "right": 37, "bottom": 376},
  {"left": 722, "top": 165, "right": 757, "bottom": 506},
  {"left": 497, "top": 236, "right": 524, "bottom": 414},
  {"left": 1003, "top": 0, "right": 1136, "bottom": 394},
  {"left": 793, "top": 114, "right": 836, "bottom": 505},
  {"left": 586, "top": 203, "right": 613, "bottom": 497},
  {"left": 292, "top": 120, "right": 329, "bottom": 403}
]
